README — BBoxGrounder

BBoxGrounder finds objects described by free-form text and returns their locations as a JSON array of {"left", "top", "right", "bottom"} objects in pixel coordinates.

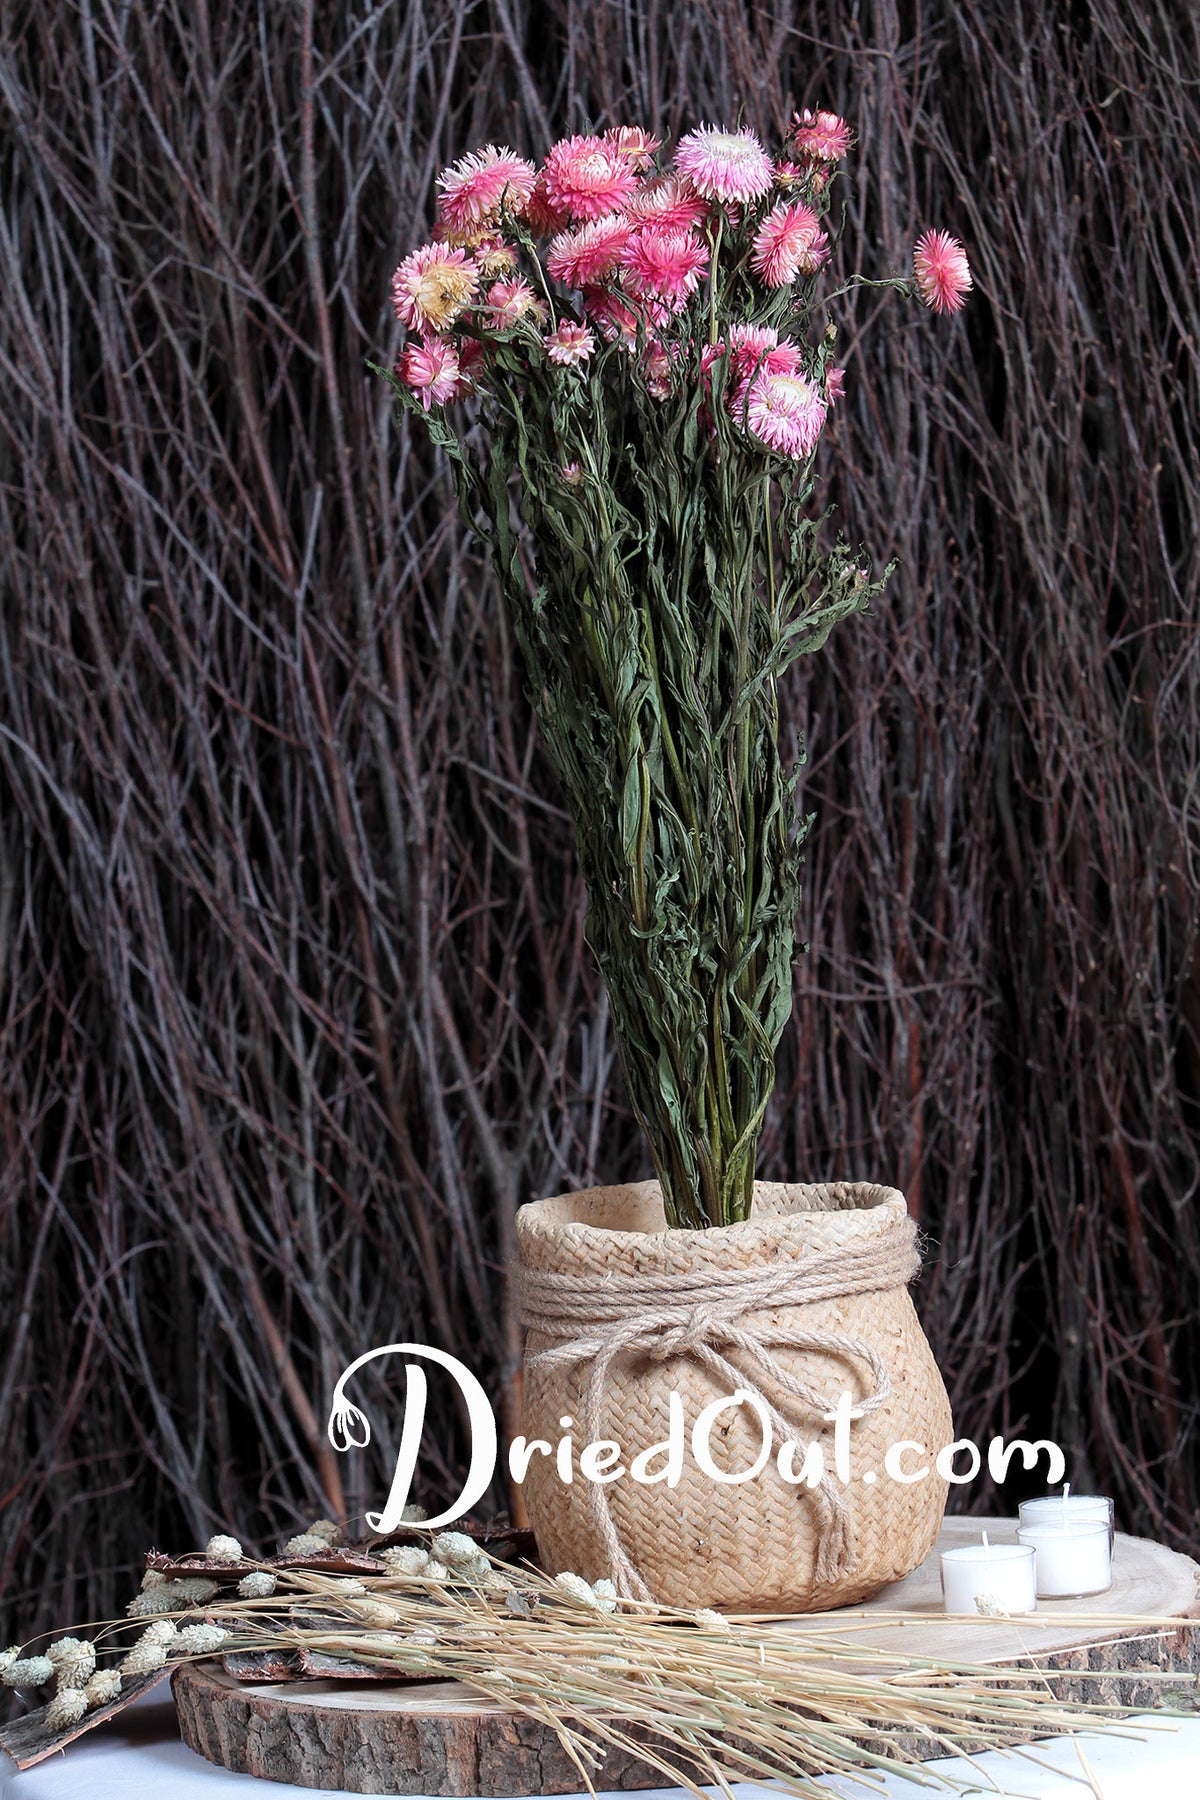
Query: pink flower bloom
[
  {"left": 750, "top": 201, "right": 822, "bottom": 287},
  {"left": 436, "top": 145, "right": 537, "bottom": 235},
  {"left": 525, "top": 174, "right": 569, "bottom": 236},
  {"left": 624, "top": 173, "right": 710, "bottom": 233},
  {"left": 455, "top": 337, "right": 488, "bottom": 390},
  {"left": 397, "top": 336, "right": 463, "bottom": 408},
  {"left": 543, "top": 321, "right": 596, "bottom": 366},
  {"left": 391, "top": 244, "right": 479, "bottom": 334},
  {"left": 582, "top": 287, "right": 642, "bottom": 344},
  {"left": 603, "top": 126, "right": 662, "bottom": 171},
  {"left": 824, "top": 364, "right": 847, "bottom": 403},
  {"left": 795, "top": 229, "right": 830, "bottom": 275},
  {"left": 621, "top": 227, "right": 710, "bottom": 310},
  {"left": 485, "top": 278, "right": 548, "bottom": 328},
  {"left": 790, "top": 109, "right": 854, "bottom": 163},
  {"left": 475, "top": 235, "right": 519, "bottom": 278},
  {"left": 559, "top": 460, "right": 584, "bottom": 485},
  {"left": 913, "top": 229, "right": 973, "bottom": 314},
  {"left": 641, "top": 337, "right": 684, "bottom": 399},
  {"left": 673, "top": 125, "right": 773, "bottom": 204},
  {"left": 773, "top": 159, "right": 807, "bottom": 190},
  {"left": 547, "top": 217, "right": 632, "bottom": 288},
  {"left": 541, "top": 135, "right": 638, "bottom": 222},
  {"left": 738, "top": 367, "right": 827, "bottom": 456},
  {"left": 726, "top": 323, "right": 802, "bottom": 381}
]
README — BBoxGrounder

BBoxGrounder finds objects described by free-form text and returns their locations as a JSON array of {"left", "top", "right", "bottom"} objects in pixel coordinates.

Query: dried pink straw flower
[
  {"left": 541, "top": 135, "right": 638, "bottom": 222},
  {"left": 391, "top": 243, "right": 478, "bottom": 334},
  {"left": 673, "top": 125, "right": 773, "bottom": 204},
  {"left": 913, "top": 229, "right": 973, "bottom": 314},
  {"left": 624, "top": 174, "right": 710, "bottom": 233},
  {"left": 603, "top": 126, "right": 662, "bottom": 170},
  {"left": 750, "top": 201, "right": 821, "bottom": 287},
  {"left": 790, "top": 109, "right": 854, "bottom": 163},
  {"left": 486, "top": 278, "right": 548, "bottom": 328},
  {"left": 739, "top": 368, "right": 827, "bottom": 457},
  {"left": 620, "top": 228, "right": 710, "bottom": 309},
  {"left": 397, "top": 337, "right": 463, "bottom": 409},
  {"left": 547, "top": 217, "right": 632, "bottom": 288},
  {"left": 436, "top": 145, "right": 537, "bottom": 235},
  {"left": 543, "top": 321, "right": 596, "bottom": 366}
]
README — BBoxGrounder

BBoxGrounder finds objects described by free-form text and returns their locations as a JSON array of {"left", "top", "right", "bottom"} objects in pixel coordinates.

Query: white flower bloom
[
  {"left": 0, "top": 1650, "right": 16, "bottom": 1676},
  {"left": 173, "top": 1578, "right": 220, "bottom": 1602},
  {"left": 140, "top": 1570, "right": 168, "bottom": 1591},
  {"left": 281, "top": 1533, "right": 330, "bottom": 1558},
  {"left": 400, "top": 1504, "right": 427, "bottom": 1522},
  {"left": 305, "top": 1519, "right": 343, "bottom": 1544},
  {"left": 592, "top": 1579, "right": 618, "bottom": 1614},
  {"left": 1, "top": 1656, "right": 54, "bottom": 1687},
  {"left": 141, "top": 1621, "right": 178, "bottom": 1646},
  {"left": 204, "top": 1535, "right": 243, "bottom": 1561},
  {"left": 44, "top": 1689, "right": 89, "bottom": 1731},
  {"left": 126, "top": 1589, "right": 178, "bottom": 1618},
  {"left": 692, "top": 1608, "right": 730, "bottom": 1631},
  {"left": 423, "top": 1559, "right": 451, "bottom": 1583},
  {"left": 357, "top": 1600, "right": 403, "bottom": 1627},
  {"left": 84, "top": 1669, "right": 123, "bottom": 1708},
  {"left": 328, "top": 1577, "right": 367, "bottom": 1596},
  {"left": 381, "top": 1546, "right": 429, "bottom": 1576},
  {"left": 120, "top": 1641, "right": 169, "bottom": 1676},
  {"left": 432, "top": 1531, "right": 478, "bottom": 1566},
  {"left": 175, "top": 1625, "right": 230, "bottom": 1654},
  {"left": 237, "top": 1571, "right": 277, "bottom": 1598},
  {"left": 554, "top": 1571, "right": 602, "bottom": 1607}
]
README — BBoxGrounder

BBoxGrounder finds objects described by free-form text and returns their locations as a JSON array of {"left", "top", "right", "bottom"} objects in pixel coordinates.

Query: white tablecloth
[{"left": 3, "top": 1690, "right": 1199, "bottom": 1798}]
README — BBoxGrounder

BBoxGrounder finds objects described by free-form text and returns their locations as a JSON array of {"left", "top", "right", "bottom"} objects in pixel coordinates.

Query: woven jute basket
[{"left": 515, "top": 1179, "right": 952, "bottom": 1612}]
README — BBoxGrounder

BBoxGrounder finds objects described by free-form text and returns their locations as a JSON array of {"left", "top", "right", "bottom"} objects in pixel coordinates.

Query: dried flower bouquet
[{"left": 380, "top": 116, "right": 971, "bottom": 1227}]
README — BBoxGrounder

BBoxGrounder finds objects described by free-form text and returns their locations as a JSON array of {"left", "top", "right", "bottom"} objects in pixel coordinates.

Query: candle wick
[{"left": 982, "top": 1531, "right": 990, "bottom": 1552}]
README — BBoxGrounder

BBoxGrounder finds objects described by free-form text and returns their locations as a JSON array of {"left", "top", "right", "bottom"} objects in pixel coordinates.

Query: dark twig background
[{"left": 2, "top": 0, "right": 1197, "bottom": 1651}]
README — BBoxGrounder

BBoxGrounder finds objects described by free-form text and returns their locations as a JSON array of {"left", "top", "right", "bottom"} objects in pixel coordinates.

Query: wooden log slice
[{"left": 172, "top": 1522, "right": 1200, "bottom": 1796}]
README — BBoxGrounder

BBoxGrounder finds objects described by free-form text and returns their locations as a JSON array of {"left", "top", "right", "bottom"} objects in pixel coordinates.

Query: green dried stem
[{"left": 377, "top": 316, "right": 886, "bottom": 1227}]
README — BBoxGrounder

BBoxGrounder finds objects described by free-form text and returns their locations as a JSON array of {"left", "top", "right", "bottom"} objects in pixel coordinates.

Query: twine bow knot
[{"left": 514, "top": 1217, "right": 921, "bottom": 1601}]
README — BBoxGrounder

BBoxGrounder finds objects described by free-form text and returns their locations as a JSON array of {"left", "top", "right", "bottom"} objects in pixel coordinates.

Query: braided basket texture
[{"left": 516, "top": 1180, "right": 952, "bottom": 1612}]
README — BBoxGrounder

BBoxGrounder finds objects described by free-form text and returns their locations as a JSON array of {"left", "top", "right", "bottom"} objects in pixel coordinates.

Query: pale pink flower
[
  {"left": 543, "top": 321, "right": 596, "bottom": 365},
  {"left": 391, "top": 244, "right": 478, "bottom": 334},
  {"left": 738, "top": 367, "right": 827, "bottom": 456},
  {"left": 773, "top": 159, "right": 807, "bottom": 190},
  {"left": 795, "top": 229, "right": 831, "bottom": 275},
  {"left": 559, "top": 461, "right": 584, "bottom": 485},
  {"left": 525, "top": 174, "right": 569, "bottom": 236},
  {"left": 582, "top": 287, "right": 642, "bottom": 344},
  {"left": 673, "top": 125, "right": 773, "bottom": 204},
  {"left": 547, "top": 217, "right": 632, "bottom": 288},
  {"left": 913, "top": 229, "right": 973, "bottom": 314},
  {"left": 397, "top": 337, "right": 463, "bottom": 409},
  {"left": 750, "top": 201, "right": 822, "bottom": 287},
  {"left": 620, "top": 227, "right": 710, "bottom": 310},
  {"left": 436, "top": 145, "right": 537, "bottom": 235},
  {"left": 642, "top": 338, "right": 682, "bottom": 399},
  {"left": 485, "top": 278, "right": 548, "bottom": 328},
  {"left": 726, "top": 323, "right": 802, "bottom": 382},
  {"left": 470, "top": 235, "right": 518, "bottom": 281},
  {"left": 790, "top": 109, "right": 854, "bottom": 163},
  {"left": 824, "top": 364, "right": 847, "bottom": 403},
  {"left": 541, "top": 135, "right": 638, "bottom": 222},
  {"left": 603, "top": 126, "right": 662, "bottom": 171},
  {"left": 624, "top": 173, "right": 710, "bottom": 233}
]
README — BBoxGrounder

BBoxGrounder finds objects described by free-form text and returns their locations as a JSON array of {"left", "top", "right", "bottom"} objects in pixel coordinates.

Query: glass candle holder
[
  {"left": 1016, "top": 1520, "right": 1112, "bottom": 1597},
  {"left": 1018, "top": 1493, "right": 1114, "bottom": 1555},
  {"left": 940, "top": 1541, "right": 1037, "bottom": 1615}
]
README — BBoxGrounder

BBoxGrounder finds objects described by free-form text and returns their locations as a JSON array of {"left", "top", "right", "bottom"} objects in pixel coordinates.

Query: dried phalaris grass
[{"left": 3, "top": 1536, "right": 1195, "bottom": 1796}]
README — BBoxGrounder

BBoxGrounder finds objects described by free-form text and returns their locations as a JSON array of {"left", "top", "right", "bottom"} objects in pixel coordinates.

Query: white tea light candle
[
  {"left": 1018, "top": 1489, "right": 1114, "bottom": 1553},
  {"left": 940, "top": 1536, "right": 1037, "bottom": 1615},
  {"left": 1016, "top": 1520, "right": 1112, "bottom": 1597}
]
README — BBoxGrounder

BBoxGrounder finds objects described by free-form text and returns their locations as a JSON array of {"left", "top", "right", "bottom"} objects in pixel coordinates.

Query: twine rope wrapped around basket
[{"left": 515, "top": 1215, "right": 922, "bottom": 1601}]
